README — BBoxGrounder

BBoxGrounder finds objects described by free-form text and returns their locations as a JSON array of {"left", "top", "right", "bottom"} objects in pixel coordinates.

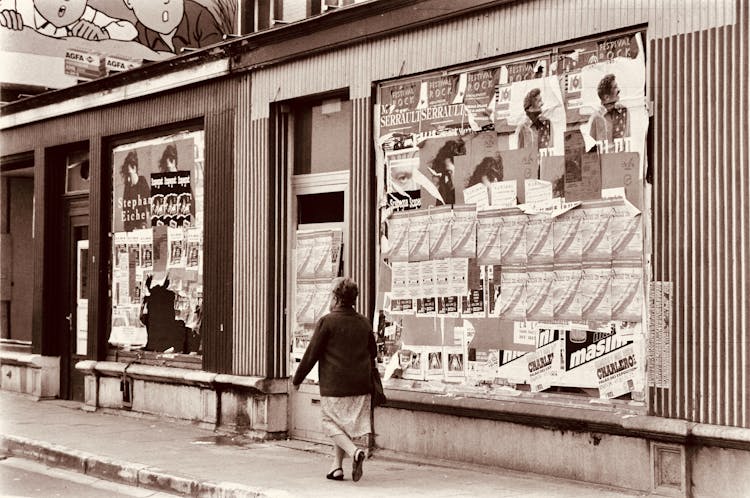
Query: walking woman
[{"left": 292, "top": 277, "right": 376, "bottom": 482}]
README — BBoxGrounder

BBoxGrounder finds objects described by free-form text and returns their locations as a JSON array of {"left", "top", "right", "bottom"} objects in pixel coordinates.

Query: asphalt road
[{"left": 0, "top": 457, "right": 180, "bottom": 498}]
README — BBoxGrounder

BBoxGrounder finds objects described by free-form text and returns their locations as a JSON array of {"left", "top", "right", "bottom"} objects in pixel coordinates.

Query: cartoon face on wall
[
  {"left": 123, "top": 0, "right": 183, "bottom": 35},
  {"left": 35, "top": 0, "right": 87, "bottom": 27},
  {"left": 1, "top": 0, "right": 235, "bottom": 90}
]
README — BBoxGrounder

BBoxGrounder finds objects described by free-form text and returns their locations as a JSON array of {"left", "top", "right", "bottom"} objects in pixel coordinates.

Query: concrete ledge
[
  {"left": 0, "top": 434, "right": 293, "bottom": 498},
  {"left": 691, "top": 423, "right": 750, "bottom": 451},
  {"left": 126, "top": 364, "right": 217, "bottom": 388},
  {"left": 75, "top": 361, "right": 290, "bottom": 435},
  {"left": 0, "top": 340, "right": 32, "bottom": 354},
  {"left": 0, "top": 353, "right": 60, "bottom": 399},
  {"left": 214, "top": 374, "right": 289, "bottom": 394},
  {"left": 0, "top": 352, "right": 58, "bottom": 369},
  {"left": 383, "top": 387, "right": 698, "bottom": 446},
  {"left": 0, "top": 352, "right": 42, "bottom": 368},
  {"left": 77, "top": 361, "right": 289, "bottom": 395},
  {"left": 77, "top": 361, "right": 217, "bottom": 388}
]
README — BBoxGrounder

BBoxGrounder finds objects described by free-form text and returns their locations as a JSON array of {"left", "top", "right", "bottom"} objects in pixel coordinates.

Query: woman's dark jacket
[{"left": 291, "top": 305, "right": 376, "bottom": 397}]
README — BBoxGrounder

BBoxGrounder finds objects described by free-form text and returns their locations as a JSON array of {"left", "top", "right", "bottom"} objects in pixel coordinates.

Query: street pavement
[
  {"left": 0, "top": 457, "right": 180, "bottom": 497},
  {"left": 0, "top": 392, "right": 645, "bottom": 497}
]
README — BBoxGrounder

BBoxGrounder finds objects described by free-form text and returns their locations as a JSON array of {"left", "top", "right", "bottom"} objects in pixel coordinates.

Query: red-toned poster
[
  {"left": 463, "top": 68, "right": 499, "bottom": 131},
  {"left": 379, "top": 82, "right": 422, "bottom": 136},
  {"left": 419, "top": 74, "right": 464, "bottom": 131}
]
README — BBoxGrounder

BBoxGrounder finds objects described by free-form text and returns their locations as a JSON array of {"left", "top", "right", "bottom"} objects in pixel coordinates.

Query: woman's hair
[
  {"left": 332, "top": 277, "right": 359, "bottom": 307},
  {"left": 119, "top": 151, "right": 138, "bottom": 179},
  {"left": 159, "top": 144, "right": 178, "bottom": 172},
  {"left": 523, "top": 88, "right": 541, "bottom": 111},
  {"left": 597, "top": 74, "right": 617, "bottom": 100},
  {"left": 430, "top": 139, "right": 465, "bottom": 174},
  {"left": 466, "top": 155, "right": 503, "bottom": 187}
]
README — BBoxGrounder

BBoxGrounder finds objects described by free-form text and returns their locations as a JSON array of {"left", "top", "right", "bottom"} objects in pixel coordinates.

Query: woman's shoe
[
  {"left": 352, "top": 449, "right": 365, "bottom": 482},
  {"left": 326, "top": 468, "right": 344, "bottom": 481}
]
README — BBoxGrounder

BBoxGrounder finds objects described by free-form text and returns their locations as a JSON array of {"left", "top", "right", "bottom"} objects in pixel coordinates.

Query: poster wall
[
  {"left": 374, "top": 32, "right": 648, "bottom": 401},
  {"left": 109, "top": 131, "right": 204, "bottom": 354}
]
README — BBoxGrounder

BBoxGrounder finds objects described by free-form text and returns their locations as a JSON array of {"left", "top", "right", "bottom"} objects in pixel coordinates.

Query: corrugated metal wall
[
  {"left": 203, "top": 107, "right": 236, "bottom": 374},
  {"left": 0, "top": 79, "right": 239, "bottom": 373},
  {"left": 249, "top": 0, "right": 735, "bottom": 117},
  {"left": 350, "top": 97, "right": 375, "bottom": 318},
  {"left": 232, "top": 97, "right": 376, "bottom": 377},
  {"left": 242, "top": 0, "right": 747, "bottom": 428},
  {"left": 650, "top": 0, "right": 749, "bottom": 428},
  {"left": 233, "top": 101, "right": 272, "bottom": 376}
]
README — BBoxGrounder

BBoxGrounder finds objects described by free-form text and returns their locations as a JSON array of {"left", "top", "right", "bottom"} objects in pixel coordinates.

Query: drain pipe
[{"left": 120, "top": 354, "right": 140, "bottom": 409}]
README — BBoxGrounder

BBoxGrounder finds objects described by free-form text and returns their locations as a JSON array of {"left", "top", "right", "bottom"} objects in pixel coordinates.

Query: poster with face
[
  {"left": 552, "top": 34, "right": 641, "bottom": 123},
  {"left": 496, "top": 76, "right": 566, "bottom": 156},
  {"left": 578, "top": 33, "right": 647, "bottom": 160},
  {"left": 113, "top": 136, "right": 199, "bottom": 232},
  {"left": 418, "top": 136, "right": 469, "bottom": 207},
  {"left": 110, "top": 131, "right": 204, "bottom": 351}
]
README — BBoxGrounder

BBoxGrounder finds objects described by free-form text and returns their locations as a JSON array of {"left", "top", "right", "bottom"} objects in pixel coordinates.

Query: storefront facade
[{"left": 1, "top": 0, "right": 749, "bottom": 495}]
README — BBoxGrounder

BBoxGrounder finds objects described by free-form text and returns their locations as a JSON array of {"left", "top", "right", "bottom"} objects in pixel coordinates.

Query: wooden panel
[{"left": 87, "top": 136, "right": 105, "bottom": 360}]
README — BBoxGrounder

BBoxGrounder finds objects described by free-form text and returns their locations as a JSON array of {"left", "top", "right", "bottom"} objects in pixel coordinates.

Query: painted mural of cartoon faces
[
  {"left": 124, "top": 0, "right": 183, "bottom": 35},
  {"left": 35, "top": 0, "right": 87, "bottom": 27}
]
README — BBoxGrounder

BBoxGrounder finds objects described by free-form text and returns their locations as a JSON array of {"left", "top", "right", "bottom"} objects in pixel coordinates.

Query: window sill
[{"left": 107, "top": 349, "right": 203, "bottom": 370}]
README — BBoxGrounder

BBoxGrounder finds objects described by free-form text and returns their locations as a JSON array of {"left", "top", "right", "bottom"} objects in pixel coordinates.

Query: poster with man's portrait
[
  {"left": 495, "top": 76, "right": 566, "bottom": 156},
  {"left": 578, "top": 33, "right": 647, "bottom": 164}
]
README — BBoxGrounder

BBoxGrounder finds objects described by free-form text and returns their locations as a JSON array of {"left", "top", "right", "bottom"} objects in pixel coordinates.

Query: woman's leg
[
  {"left": 330, "top": 442, "right": 346, "bottom": 471},
  {"left": 331, "top": 433, "right": 358, "bottom": 457}
]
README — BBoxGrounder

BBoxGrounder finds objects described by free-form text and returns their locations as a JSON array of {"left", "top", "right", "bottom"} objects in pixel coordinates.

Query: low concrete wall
[
  {"left": 133, "top": 379, "right": 217, "bottom": 425},
  {"left": 0, "top": 352, "right": 59, "bottom": 399},
  {"left": 692, "top": 446, "right": 750, "bottom": 498},
  {"left": 374, "top": 389, "right": 750, "bottom": 497},
  {"left": 76, "top": 361, "right": 289, "bottom": 438},
  {"left": 376, "top": 406, "right": 652, "bottom": 492}
]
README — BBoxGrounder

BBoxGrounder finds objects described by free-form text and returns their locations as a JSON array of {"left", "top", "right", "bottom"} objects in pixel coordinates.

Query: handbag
[{"left": 371, "top": 365, "right": 387, "bottom": 407}]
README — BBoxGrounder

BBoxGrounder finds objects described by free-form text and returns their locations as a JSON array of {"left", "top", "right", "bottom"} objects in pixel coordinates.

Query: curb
[{"left": 0, "top": 434, "right": 294, "bottom": 498}]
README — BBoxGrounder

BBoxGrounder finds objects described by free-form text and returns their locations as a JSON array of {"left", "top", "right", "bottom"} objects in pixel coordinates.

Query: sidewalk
[{"left": 0, "top": 392, "right": 644, "bottom": 497}]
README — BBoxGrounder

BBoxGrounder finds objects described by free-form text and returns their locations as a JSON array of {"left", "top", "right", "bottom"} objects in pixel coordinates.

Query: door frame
[
  {"left": 286, "top": 171, "right": 350, "bottom": 443},
  {"left": 61, "top": 196, "right": 89, "bottom": 401}
]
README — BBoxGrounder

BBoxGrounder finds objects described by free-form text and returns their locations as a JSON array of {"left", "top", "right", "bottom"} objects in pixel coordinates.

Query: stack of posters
[{"left": 375, "top": 33, "right": 648, "bottom": 397}]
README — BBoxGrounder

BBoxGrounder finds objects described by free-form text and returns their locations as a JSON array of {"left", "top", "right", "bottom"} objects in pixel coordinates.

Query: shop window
[
  {"left": 108, "top": 131, "right": 204, "bottom": 363},
  {"left": 293, "top": 98, "right": 353, "bottom": 175},
  {"left": 65, "top": 148, "right": 90, "bottom": 194},
  {"left": 374, "top": 31, "right": 649, "bottom": 406},
  {"left": 297, "top": 191, "right": 345, "bottom": 225}
]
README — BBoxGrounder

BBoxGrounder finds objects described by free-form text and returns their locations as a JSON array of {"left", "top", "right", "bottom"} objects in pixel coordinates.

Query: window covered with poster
[
  {"left": 108, "top": 131, "right": 204, "bottom": 356},
  {"left": 375, "top": 33, "right": 648, "bottom": 400}
]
